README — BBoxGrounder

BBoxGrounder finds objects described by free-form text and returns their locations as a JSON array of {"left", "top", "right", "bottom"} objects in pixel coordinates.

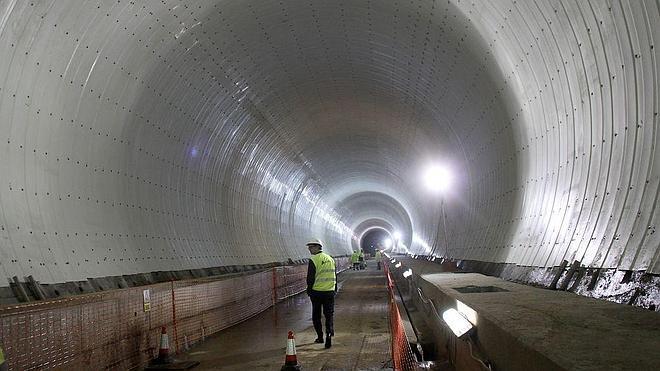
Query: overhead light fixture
[
  {"left": 424, "top": 164, "right": 452, "bottom": 193},
  {"left": 442, "top": 308, "right": 474, "bottom": 337},
  {"left": 402, "top": 269, "right": 413, "bottom": 278},
  {"left": 395, "top": 262, "right": 402, "bottom": 268},
  {"left": 391, "top": 259, "right": 396, "bottom": 263},
  {"left": 393, "top": 231, "right": 402, "bottom": 240}
]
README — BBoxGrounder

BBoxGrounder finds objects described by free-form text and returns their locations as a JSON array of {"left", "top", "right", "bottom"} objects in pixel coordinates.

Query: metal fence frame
[{"left": 0, "top": 257, "right": 349, "bottom": 370}]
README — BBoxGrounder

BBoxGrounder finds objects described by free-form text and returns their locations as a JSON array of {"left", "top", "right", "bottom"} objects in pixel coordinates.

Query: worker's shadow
[{"left": 296, "top": 341, "right": 336, "bottom": 352}]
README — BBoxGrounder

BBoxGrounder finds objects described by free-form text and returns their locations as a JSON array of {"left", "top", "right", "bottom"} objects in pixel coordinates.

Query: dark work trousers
[{"left": 309, "top": 290, "right": 335, "bottom": 338}]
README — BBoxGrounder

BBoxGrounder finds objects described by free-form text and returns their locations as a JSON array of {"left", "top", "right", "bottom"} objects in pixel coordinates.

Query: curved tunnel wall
[
  {"left": 448, "top": 0, "right": 659, "bottom": 273},
  {"left": 0, "top": 0, "right": 657, "bottom": 289}
]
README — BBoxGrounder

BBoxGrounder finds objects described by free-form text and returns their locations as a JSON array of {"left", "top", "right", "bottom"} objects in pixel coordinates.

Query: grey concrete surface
[
  {"left": 397, "top": 257, "right": 660, "bottom": 371},
  {"left": 0, "top": 0, "right": 657, "bottom": 308}
]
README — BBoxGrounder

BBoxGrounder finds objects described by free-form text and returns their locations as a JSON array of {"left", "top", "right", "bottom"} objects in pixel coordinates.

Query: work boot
[
  {"left": 314, "top": 337, "right": 324, "bottom": 344},
  {"left": 325, "top": 335, "right": 332, "bottom": 349}
]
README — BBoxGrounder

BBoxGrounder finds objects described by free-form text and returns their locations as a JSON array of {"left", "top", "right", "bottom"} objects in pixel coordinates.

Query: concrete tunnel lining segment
[{"left": 0, "top": 0, "right": 657, "bottom": 306}]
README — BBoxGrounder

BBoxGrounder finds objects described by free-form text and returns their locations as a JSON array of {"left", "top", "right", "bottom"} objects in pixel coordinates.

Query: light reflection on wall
[
  {"left": 413, "top": 233, "right": 433, "bottom": 254},
  {"left": 261, "top": 170, "right": 353, "bottom": 236}
]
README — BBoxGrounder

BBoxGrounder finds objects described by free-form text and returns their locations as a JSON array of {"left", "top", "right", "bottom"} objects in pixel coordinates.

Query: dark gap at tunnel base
[
  {"left": 3, "top": 255, "right": 657, "bottom": 311},
  {"left": 1, "top": 257, "right": 352, "bottom": 304}
]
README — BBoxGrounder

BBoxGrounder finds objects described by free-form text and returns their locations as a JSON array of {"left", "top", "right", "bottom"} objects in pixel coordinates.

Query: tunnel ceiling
[{"left": 0, "top": 0, "right": 658, "bottom": 286}]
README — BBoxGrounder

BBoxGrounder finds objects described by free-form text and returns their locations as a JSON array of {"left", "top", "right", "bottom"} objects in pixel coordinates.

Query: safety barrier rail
[
  {"left": 384, "top": 262, "right": 418, "bottom": 371},
  {"left": 0, "top": 257, "right": 349, "bottom": 370}
]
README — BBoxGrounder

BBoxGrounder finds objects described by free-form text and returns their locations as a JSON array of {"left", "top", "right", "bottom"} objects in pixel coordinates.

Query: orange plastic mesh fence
[
  {"left": 0, "top": 257, "right": 349, "bottom": 370},
  {"left": 384, "top": 263, "right": 418, "bottom": 371}
]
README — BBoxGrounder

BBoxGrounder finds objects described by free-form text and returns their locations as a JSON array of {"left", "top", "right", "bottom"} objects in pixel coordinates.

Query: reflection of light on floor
[{"left": 188, "top": 351, "right": 208, "bottom": 355}]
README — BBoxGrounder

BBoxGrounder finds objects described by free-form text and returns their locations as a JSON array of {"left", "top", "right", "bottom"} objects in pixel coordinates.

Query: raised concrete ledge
[
  {"left": 398, "top": 258, "right": 660, "bottom": 371},
  {"left": 409, "top": 256, "right": 660, "bottom": 310},
  {"left": 2, "top": 256, "right": 351, "bottom": 304},
  {"left": 455, "top": 258, "right": 660, "bottom": 310}
]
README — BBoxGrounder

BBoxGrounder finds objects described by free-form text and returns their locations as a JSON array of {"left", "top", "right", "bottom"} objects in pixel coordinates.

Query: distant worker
[
  {"left": 351, "top": 250, "right": 360, "bottom": 270},
  {"left": 306, "top": 239, "right": 337, "bottom": 349},
  {"left": 0, "top": 344, "right": 7, "bottom": 371},
  {"left": 375, "top": 249, "right": 382, "bottom": 270},
  {"left": 358, "top": 249, "right": 365, "bottom": 270}
]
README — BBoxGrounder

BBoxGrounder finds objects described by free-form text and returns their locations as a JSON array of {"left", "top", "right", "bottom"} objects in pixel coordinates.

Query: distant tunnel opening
[{"left": 360, "top": 229, "right": 391, "bottom": 256}]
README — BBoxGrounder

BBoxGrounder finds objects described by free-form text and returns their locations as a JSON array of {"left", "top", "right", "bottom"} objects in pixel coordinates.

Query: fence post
[
  {"left": 272, "top": 267, "right": 278, "bottom": 305},
  {"left": 171, "top": 280, "right": 179, "bottom": 354}
]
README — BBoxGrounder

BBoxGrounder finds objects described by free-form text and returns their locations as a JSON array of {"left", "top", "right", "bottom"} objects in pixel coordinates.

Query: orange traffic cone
[
  {"left": 280, "top": 331, "right": 301, "bottom": 370},
  {"left": 145, "top": 326, "right": 199, "bottom": 370},
  {"left": 155, "top": 326, "right": 173, "bottom": 364}
]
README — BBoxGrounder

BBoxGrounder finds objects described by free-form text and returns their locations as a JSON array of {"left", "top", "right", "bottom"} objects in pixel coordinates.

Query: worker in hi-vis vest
[
  {"left": 351, "top": 250, "right": 360, "bottom": 270},
  {"left": 306, "top": 238, "right": 337, "bottom": 349},
  {"left": 375, "top": 249, "right": 382, "bottom": 270},
  {"left": 0, "top": 344, "right": 7, "bottom": 371}
]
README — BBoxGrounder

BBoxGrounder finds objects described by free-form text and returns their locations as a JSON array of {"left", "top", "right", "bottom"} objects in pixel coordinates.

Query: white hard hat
[{"left": 306, "top": 238, "right": 323, "bottom": 247}]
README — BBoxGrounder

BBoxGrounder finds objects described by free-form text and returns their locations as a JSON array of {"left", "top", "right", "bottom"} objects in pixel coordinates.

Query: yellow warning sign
[{"left": 143, "top": 289, "right": 151, "bottom": 312}]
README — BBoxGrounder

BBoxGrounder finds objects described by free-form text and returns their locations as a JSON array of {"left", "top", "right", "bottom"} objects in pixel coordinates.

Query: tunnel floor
[{"left": 176, "top": 261, "right": 392, "bottom": 370}]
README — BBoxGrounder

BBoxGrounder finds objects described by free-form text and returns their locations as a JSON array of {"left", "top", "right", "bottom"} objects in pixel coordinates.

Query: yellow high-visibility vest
[
  {"left": 0, "top": 345, "right": 5, "bottom": 365},
  {"left": 310, "top": 252, "right": 336, "bottom": 291},
  {"left": 375, "top": 251, "right": 382, "bottom": 259},
  {"left": 351, "top": 252, "right": 359, "bottom": 263}
]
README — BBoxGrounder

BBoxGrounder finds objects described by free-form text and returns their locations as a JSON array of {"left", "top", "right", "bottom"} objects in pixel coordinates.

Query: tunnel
[
  {"left": 0, "top": 1, "right": 658, "bottom": 370},
  {"left": 360, "top": 228, "right": 390, "bottom": 256}
]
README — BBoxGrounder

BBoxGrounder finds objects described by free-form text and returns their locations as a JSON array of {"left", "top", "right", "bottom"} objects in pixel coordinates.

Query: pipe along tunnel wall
[{"left": 0, "top": 1, "right": 658, "bottom": 308}]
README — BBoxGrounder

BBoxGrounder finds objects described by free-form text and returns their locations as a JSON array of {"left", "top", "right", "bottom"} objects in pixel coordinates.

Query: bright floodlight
[
  {"left": 393, "top": 231, "right": 402, "bottom": 240},
  {"left": 402, "top": 269, "right": 413, "bottom": 278},
  {"left": 442, "top": 308, "right": 473, "bottom": 337},
  {"left": 457, "top": 300, "right": 478, "bottom": 325},
  {"left": 424, "top": 164, "right": 452, "bottom": 192},
  {"left": 391, "top": 259, "right": 396, "bottom": 263},
  {"left": 395, "top": 262, "right": 402, "bottom": 268},
  {"left": 383, "top": 238, "right": 393, "bottom": 248}
]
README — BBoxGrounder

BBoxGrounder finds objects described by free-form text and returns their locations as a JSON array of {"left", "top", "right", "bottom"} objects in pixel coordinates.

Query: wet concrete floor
[{"left": 179, "top": 261, "right": 392, "bottom": 370}]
